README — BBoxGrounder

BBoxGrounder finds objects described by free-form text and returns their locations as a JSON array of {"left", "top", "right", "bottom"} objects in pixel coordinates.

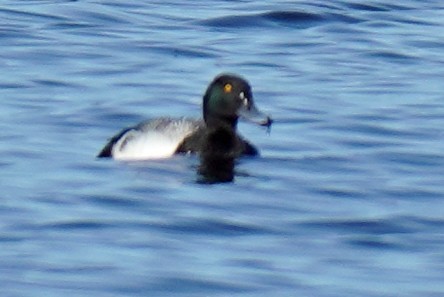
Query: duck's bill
[{"left": 238, "top": 104, "right": 273, "bottom": 128}]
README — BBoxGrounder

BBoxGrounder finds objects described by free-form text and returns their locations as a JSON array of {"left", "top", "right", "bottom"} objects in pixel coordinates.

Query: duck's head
[{"left": 203, "top": 73, "right": 272, "bottom": 129}]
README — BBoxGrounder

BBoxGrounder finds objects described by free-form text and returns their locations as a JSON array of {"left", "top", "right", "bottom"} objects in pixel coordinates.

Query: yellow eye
[{"left": 224, "top": 83, "right": 232, "bottom": 93}]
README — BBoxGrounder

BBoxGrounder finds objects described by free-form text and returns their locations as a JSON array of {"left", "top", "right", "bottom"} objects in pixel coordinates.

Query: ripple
[
  {"left": 42, "top": 220, "right": 113, "bottom": 231},
  {"left": 345, "top": 3, "right": 392, "bottom": 12},
  {"left": 66, "top": 8, "right": 133, "bottom": 26},
  {"left": 345, "top": 237, "right": 405, "bottom": 250},
  {"left": 46, "top": 22, "right": 99, "bottom": 30},
  {"left": 150, "top": 276, "right": 254, "bottom": 293},
  {"left": 379, "top": 188, "right": 442, "bottom": 200},
  {"left": 0, "top": 7, "right": 67, "bottom": 22},
  {"left": 2, "top": 0, "right": 444, "bottom": 295},
  {"left": 300, "top": 217, "right": 414, "bottom": 235},
  {"left": 138, "top": 44, "right": 218, "bottom": 58},
  {"left": 198, "top": 14, "right": 265, "bottom": 28},
  {"left": 364, "top": 50, "right": 418, "bottom": 64},
  {"left": 82, "top": 194, "right": 149, "bottom": 209},
  {"left": 152, "top": 218, "right": 272, "bottom": 236},
  {"left": 32, "top": 79, "right": 80, "bottom": 88},
  {"left": 261, "top": 10, "right": 325, "bottom": 23},
  {"left": 316, "top": 187, "right": 369, "bottom": 199},
  {"left": 199, "top": 10, "right": 325, "bottom": 29},
  {"left": 328, "top": 122, "right": 423, "bottom": 138},
  {"left": 375, "top": 151, "right": 444, "bottom": 168},
  {"left": 0, "top": 82, "right": 33, "bottom": 89}
]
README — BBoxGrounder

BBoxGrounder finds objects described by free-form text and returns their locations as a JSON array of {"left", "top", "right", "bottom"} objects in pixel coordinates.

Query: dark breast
[{"left": 176, "top": 127, "right": 258, "bottom": 157}]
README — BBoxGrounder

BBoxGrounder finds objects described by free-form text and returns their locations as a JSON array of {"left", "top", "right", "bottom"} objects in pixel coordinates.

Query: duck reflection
[{"left": 197, "top": 129, "right": 236, "bottom": 183}]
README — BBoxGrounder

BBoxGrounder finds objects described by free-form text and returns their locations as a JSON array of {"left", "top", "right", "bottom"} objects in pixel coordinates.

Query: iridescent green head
[{"left": 203, "top": 73, "right": 272, "bottom": 129}]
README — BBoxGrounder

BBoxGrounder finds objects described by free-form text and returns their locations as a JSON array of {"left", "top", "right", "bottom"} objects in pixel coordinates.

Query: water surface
[{"left": 1, "top": 1, "right": 444, "bottom": 296}]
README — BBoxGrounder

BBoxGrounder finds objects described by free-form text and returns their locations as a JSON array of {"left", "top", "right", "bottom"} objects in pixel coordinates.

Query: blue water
[{"left": 1, "top": 0, "right": 444, "bottom": 296}]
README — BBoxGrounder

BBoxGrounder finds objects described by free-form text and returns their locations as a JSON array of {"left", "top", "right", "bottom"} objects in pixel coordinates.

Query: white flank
[{"left": 111, "top": 118, "right": 201, "bottom": 161}]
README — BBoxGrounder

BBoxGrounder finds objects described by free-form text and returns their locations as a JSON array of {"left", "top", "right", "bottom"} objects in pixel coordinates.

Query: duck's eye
[{"left": 224, "top": 83, "right": 232, "bottom": 93}]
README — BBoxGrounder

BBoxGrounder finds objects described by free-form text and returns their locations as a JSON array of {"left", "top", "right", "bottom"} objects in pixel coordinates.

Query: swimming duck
[{"left": 97, "top": 73, "right": 272, "bottom": 160}]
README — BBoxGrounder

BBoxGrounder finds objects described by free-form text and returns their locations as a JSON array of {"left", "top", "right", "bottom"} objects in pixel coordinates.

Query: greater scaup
[{"left": 97, "top": 73, "right": 272, "bottom": 160}]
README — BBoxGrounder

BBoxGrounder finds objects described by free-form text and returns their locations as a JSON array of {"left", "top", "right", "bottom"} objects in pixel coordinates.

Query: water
[{"left": 1, "top": 0, "right": 444, "bottom": 296}]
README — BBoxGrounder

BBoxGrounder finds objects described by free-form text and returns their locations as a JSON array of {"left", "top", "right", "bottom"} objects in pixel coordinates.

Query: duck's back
[{"left": 97, "top": 117, "right": 203, "bottom": 160}]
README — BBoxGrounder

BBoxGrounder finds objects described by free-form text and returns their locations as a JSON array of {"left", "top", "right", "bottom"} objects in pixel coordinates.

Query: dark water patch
[
  {"left": 8, "top": 220, "right": 112, "bottom": 233},
  {"left": 362, "top": 14, "right": 439, "bottom": 28},
  {"left": 57, "top": 50, "right": 110, "bottom": 61},
  {"left": 328, "top": 12, "right": 364, "bottom": 24},
  {"left": 405, "top": 39, "right": 444, "bottom": 50},
  {"left": 345, "top": 2, "right": 391, "bottom": 12},
  {"left": 43, "top": 265, "right": 114, "bottom": 274},
  {"left": 345, "top": 2, "right": 420, "bottom": 12},
  {"left": 242, "top": 60, "right": 285, "bottom": 69},
  {"left": 41, "top": 220, "right": 114, "bottom": 231},
  {"left": 12, "top": 48, "right": 75, "bottom": 63},
  {"left": 406, "top": 216, "right": 444, "bottom": 230},
  {"left": 0, "top": 7, "right": 67, "bottom": 22},
  {"left": 99, "top": 1, "right": 145, "bottom": 9},
  {"left": 382, "top": 3, "right": 418, "bottom": 10},
  {"left": 288, "top": 106, "right": 328, "bottom": 116},
  {"left": 402, "top": 103, "right": 444, "bottom": 119},
  {"left": 364, "top": 50, "right": 418, "bottom": 64},
  {"left": 149, "top": 276, "right": 254, "bottom": 294},
  {"left": 316, "top": 187, "right": 369, "bottom": 200},
  {"left": 379, "top": 188, "right": 442, "bottom": 200},
  {"left": 407, "top": 102, "right": 444, "bottom": 110},
  {"left": 198, "top": 10, "right": 325, "bottom": 29},
  {"left": 297, "top": 155, "right": 360, "bottom": 174},
  {"left": 230, "top": 258, "right": 273, "bottom": 270},
  {"left": 0, "top": 82, "right": 33, "bottom": 89},
  {"left": 2, "top": 148, "right": 44, "bottom": 160},
  {"left": 390, "top": 15, "right": 440, "bottom": 27},
  {"left": 68, "top": 10, "right": 133, "bottom": 26},
  {"left": 139, "top": 44, "right": 218, "bottom": 59},
  {"left": 364, "top": 19, "right": 400, "bottom": 29},
  {"left": 300, "top": 217, "right": 414, "bottom": 235},
  {"left": 112, "top": 82, "right": 149, "bottom": 88},
  {"left": 0, "top": 235, "right": 26, "bottom": 243},
  {"left": 22, "top": 0, "right": 78, "bottom": 3},
  {"left": 46, "top": 22, "right": 100, "bottom": 30},
  {"left": 153, "top": 218, "right": 272, "bottom": 237},
  {"left": 198, "top": 14, "right": 265, "bottom": 28},
  {"left": 262, "top": 10, "right": 325, "bottom": 24},
  {"left": 328, "top": 122, "right": 423, "bottom": 139},
  {"left": 0, "top": 26, "right": 47, "bottom": 42},
  {"left": 32, "top": 79, "right": 80, "bottom": 88},
  {"left": 275, "top": 107, "right": 328, "bottom": 125},
  {"left": 78, "top": 67, "right": 139, "bottom": 77},
  {"left": 66, "top": 162, "right": 117, "bottom": 175},
  {"left": 275, "top": 117, "right": 324, "bottom": 125},
  {"left": 0, "top": 160, "right": 12, "bottom": 167},
  {"left": 338, "top": 138, "right": 399, "bottom": 149},
  {"left": 345, "top": 236, "right": 406, "bottom": 250},
  {"left": 82, "top": 194, "right": 149, "bottom": 209},
  {"left": 375, "top": 151, "right": 444, "bottom": 168},
  {"left": 346, "top": 112, "right": 401, "bottom": 122}
]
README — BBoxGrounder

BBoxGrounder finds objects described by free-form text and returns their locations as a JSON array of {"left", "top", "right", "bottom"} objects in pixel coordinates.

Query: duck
[{"left": 97, "top": 73, "right": 272, "bottom": 160}]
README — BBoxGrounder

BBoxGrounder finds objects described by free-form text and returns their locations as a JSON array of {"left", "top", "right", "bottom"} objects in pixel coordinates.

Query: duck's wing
[
  {"left": 97, "top": 117, "right": 203, "bottom": 160},
  {"left": 175, "top": 126, "right": 207, "bottom": 155},
  {"left": 237, "top": 135, "right": 259, "bottom": 156}
]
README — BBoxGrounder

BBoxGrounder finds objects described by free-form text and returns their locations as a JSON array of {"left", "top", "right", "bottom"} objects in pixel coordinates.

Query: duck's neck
[{"left": 204, "top": 115, "right": 238, "bottom": 131}]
